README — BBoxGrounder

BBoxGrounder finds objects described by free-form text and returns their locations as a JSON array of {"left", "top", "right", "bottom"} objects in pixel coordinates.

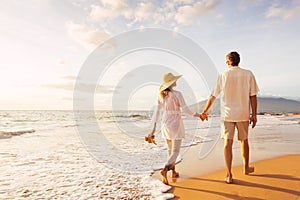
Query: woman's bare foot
[
  {"left": 160, "top": 169, "right": 169, "bottom": 185},
  {"left": 244, "top": 166, "right": 255, "bottom": 175},
  {"left": 171, "top": 170, "right": 179, "bottom": 178},
  {"left": 224, "top": 176, "right": 233, "bottom": 184},
  {"left": 224, "top": 173, "right": 233, "bottom": 184}
]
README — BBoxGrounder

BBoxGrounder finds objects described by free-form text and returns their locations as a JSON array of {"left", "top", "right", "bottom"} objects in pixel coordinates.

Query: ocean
[{"left": 0, "top": 110, "right": 299, "bottom": 199}]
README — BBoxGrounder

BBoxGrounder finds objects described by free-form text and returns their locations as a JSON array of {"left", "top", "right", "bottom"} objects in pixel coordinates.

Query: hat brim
[{"left": 159, "top": 75, "right": 182, "bottom": 92}]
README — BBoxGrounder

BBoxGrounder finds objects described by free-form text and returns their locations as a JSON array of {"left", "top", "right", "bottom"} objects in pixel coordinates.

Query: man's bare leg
[
  {"left": 241, "top": 139, "right": 254, "bottom": 175},
  {"left": 224, "top": 139, "right": 233, "bottom": 183}
]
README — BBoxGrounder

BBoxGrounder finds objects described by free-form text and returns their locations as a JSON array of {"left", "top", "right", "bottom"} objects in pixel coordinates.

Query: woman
[{"left": 149, "top": 72, "right": 201, "bottom": 185}]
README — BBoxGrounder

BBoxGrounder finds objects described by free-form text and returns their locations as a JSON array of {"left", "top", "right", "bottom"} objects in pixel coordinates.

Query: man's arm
[
  {"left": 250, "top": 95, "right": 257, "bottom": 128},
  {"left": 200, "top": 95, "right": 216, "bottom": 120}
]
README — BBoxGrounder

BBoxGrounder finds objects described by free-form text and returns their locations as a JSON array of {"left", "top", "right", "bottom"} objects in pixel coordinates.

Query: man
[{"left": 200, "top": 51, "right": 259, "bottom": 184}]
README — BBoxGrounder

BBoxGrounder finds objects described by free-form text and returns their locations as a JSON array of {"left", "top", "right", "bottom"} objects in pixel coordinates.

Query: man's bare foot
[
  {"left": 171, "top": 170, "right": 179, "bottom": 178},
  {"left": 244, "top": 166, "right": 255, "bottom": 175},
  {"left": 160, "top": 170, "right": 169, "bottom": 185}
]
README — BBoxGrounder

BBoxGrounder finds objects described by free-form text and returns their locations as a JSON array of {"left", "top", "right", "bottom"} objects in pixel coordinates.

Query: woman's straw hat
[{"left": 160, "top": 72, "right": 182, "bottom": 92}]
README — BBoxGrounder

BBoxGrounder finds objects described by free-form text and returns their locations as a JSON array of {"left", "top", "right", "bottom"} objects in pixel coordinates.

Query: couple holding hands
[{"left": 147, "top": 51, "right": 259, "bottom": 185}]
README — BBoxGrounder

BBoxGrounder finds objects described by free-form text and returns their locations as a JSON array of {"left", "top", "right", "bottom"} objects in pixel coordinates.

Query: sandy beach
[{"left": 169, "top": 155, "right": 300, "bottom": 199}]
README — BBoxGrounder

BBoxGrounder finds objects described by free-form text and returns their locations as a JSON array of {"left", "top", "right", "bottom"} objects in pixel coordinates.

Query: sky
[{"left": 0, "top": 0, "right": 299, "bottom": 110}]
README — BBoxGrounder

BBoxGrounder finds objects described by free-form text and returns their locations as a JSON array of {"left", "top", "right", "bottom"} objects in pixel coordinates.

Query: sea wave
[
  {"left": 96, "top": 112, "right": 151, "bottom": 122},
  {"left": 0, "top": 129, "right": 35, "bottom": 139},
  {"left": 63, "top": 124, "right": 78, "bottom": 128}
]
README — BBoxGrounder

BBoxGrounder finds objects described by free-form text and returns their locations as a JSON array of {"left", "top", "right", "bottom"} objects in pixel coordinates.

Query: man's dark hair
[{"left": 226, "top": 51, "right": 240, "bottom": 66}]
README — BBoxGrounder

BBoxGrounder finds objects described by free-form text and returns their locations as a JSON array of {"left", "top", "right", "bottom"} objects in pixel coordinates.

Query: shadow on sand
[{"left": 168, "top": 173, "right": 300, "bottom": 199}]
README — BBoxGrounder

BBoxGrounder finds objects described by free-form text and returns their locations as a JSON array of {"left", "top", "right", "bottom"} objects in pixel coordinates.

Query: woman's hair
[
  {"left": 226, "top": 51, "right": 240, "bottom": 66},
  {"left": 160, "top": 88, "right": 170, "bottom": 99}
]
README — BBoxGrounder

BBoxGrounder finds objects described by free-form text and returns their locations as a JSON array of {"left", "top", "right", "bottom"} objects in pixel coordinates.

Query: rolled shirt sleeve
[
  {"left": 211, "top": 74, "right": 222, "bottom": 98},
  {"left": 249, "top": 72, "right": 259, "bottom": 96}
]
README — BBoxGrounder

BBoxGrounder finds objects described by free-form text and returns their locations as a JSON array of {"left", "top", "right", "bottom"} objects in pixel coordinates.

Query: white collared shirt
[
  {"left": 153, "top": 89, "right": 195, "bottom": 140},
  {"left": 212, "top": 66, "right": 259, "bottom": 122}
]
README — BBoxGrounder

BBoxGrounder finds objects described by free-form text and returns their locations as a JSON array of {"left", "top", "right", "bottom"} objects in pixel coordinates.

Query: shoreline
[{"left": 168, "top": 154, "right": 300, "bottom": 199}]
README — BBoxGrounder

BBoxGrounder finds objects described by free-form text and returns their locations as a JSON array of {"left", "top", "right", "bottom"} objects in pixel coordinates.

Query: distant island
[{"left": 192, "top": 96, "right": 300, "bottom": 115}]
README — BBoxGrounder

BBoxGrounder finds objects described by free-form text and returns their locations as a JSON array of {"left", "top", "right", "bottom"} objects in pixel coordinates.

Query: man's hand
[
  {"left": 249, "top": 115, "right": 257, "bottom": 128},
  {"left": 200, "top": 112, "right": 208, "bottom": 121},
  {"left": 250, "top": 95, "right": 257, "bottom": 128}
]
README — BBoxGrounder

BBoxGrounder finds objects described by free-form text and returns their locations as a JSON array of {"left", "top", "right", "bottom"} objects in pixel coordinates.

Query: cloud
[
  {"left": 42, "top": 83, "right": 74, "bottom": 91},
  {"left": 57, "top": 59, "right": 66, "bottom": 65},
  {"left": 65, "top": 21, "right": 112, "bottom": 50},
  {"left": 42, "top": 83, "right": 116, "bottom": 94},
  {"left": 89, "top": 0, "right": 133, "bottom": 22},
  {"left": 134, "top": 2, "right": 155, "bottom": 22},
  {"left": 238, "top": 0, "right": 264, "bottom": 10},
  {"left": 67, "top": 0, "right": 221, "bottom": 46},
  {"left": 90, "top": 5, "right": 116, "bottom": 21},
  {"left": 165, "top": 0, "right": 194, "bottom": 9},
  {"left": 174, "top": 0, "right": 221, "bottom": 25},
  {"left": 61, "top": 75, "right": 78, "bottom": 81},
  {"left": 266, "top": 2, "right": 300, "bottom": 20},
  {"left": 62, "top": 97, "right": 73, "bottom": 101},
  {"left": 91, "top": 0, "right": 220, "bottom": 28}
]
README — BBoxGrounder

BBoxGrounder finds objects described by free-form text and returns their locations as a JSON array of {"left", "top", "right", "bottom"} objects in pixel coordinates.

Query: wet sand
[{"left": 169, "top": 155, "right": 300, "bottom": 199}]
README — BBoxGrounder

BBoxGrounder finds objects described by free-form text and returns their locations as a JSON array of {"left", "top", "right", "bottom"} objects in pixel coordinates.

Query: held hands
[
  {"left": 199, "top": 112, "right": 208, "bottom": 121},
  {"left": 194, "top": 112, "right": 208, "bottom": 121}
]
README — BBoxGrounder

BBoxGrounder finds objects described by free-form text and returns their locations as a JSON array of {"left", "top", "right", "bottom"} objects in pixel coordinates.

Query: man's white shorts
[{"left": 221, "top": 121, "right": 249, "bottom": 140}]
